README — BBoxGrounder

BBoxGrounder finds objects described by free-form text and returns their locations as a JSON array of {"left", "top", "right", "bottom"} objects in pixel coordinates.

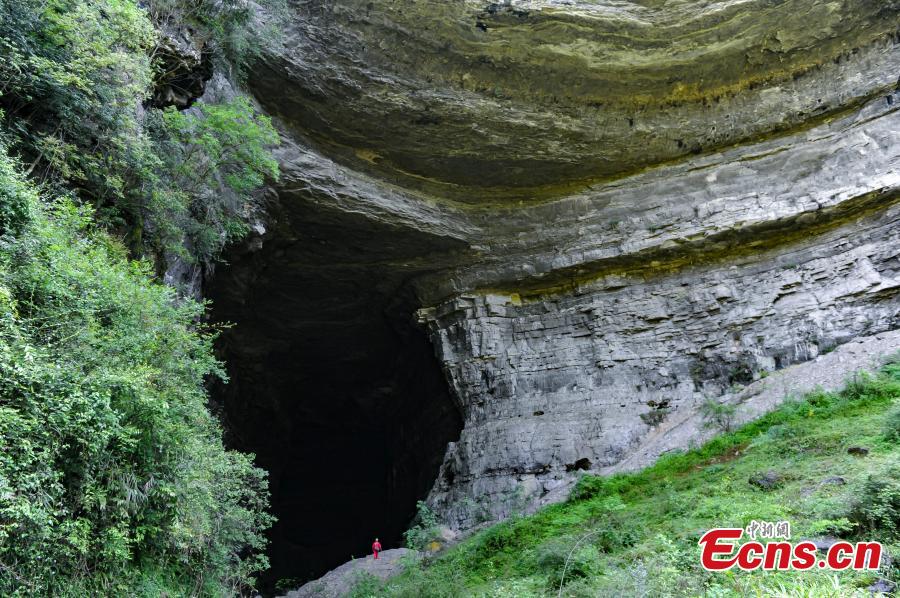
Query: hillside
[{"left": 349, "top": 360, "right": 900, "bottom": 597}]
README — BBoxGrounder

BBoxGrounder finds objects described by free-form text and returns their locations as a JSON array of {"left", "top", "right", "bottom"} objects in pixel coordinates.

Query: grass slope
[{"left": 357, "top": 359, "right": 900, "bottom": 597}]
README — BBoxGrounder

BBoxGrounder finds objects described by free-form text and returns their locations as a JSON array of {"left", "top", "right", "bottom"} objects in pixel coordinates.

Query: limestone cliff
[{"left": 206, "top": 0, "right": 900, "bottom": 583}]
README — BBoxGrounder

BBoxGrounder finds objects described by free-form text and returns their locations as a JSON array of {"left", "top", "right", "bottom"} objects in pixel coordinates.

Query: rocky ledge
[{"left": 278, "top": 549, "right": 413, "bottom": 598}]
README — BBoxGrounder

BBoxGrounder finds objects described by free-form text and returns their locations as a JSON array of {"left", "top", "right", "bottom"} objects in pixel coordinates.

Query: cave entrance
[{"left": 205, "top": 197, "right": 464, "bottom": 593}]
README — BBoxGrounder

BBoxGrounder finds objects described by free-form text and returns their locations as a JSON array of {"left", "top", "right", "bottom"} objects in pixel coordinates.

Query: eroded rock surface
[
  {"left": 280, "top": 549, "right": 413, "bottom": 598},
  {"left": 209, "top": 0, "right": 900, "bottom": 583},
  {"left": 150, "top": 22, "right": 212, "bottom": 109}
]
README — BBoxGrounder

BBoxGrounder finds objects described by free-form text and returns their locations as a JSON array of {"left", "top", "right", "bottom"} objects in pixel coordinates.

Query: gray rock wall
[
  {"left": 397, "top": 84, "right": 900, "bottom": 528},
  {"left": 421, "top": 208, "right": 900, "bottom": 527}
]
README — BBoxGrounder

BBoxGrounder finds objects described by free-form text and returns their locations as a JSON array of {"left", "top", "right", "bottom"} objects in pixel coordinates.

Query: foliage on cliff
[
  {"left": 357, "top": 363, "right": 900, "bottom": 597},
  {"left": 0, "top": 0, "right": 281, "bottom": 595},
  {"left": 0, "top": 145, "right": 273, "bottom": 595},
  {"left": 146, "top": 0, "right": 283, "bottom": 79},
  {"left": 0, "top": 0, "right": 280, "bottom": 266},
  {"left": 156, "top": 97, "right": 278, "bottom": 262}
]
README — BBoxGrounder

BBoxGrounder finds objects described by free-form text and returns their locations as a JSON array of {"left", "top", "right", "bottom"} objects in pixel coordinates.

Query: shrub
[
  {"left": 700, "top": 398, "right": 737, "bottom": 433},
  {"left": 842, "top": 371, "right": 871, "bottom": 401},
  {"left": 841, "top": 369, "right": 900, "bottom": 405},
  {"left": 348, "top": 572, "right": 383, "bottom": 598},
  {"left": 155, "top": 97, "right": 279, "bottom": 263},
  {"left": 536, "top": 537, "right": 603, "bottom": 588},
  {"left": 884, "top": 406, "right": 900, "bottom": 442},
  {"left": 0, "top": 140, "right": 30, "bottom": 235},
  {"left": 382, "top": 564, "right": 467, "bottom": 598},
  {"left": 0, "top": 0, "right": 158, "bottom": 216},
  {"left": 569, "top": 475, "right": 612, "bottom": 502},
  {"left": 0, "top": 0, "right": 280, "bottom": 265},
  {"left": 851, "top": 466, "right": 900, "bottom": 541},
  {"left": 274, "top": 577, "right": 305, "bottom": 594},
  {"left": 807, "top": 518, "right": 855, "bottom": 537},
  {"left": 403, "top": 501, "right": 442, "bottom": 552}
]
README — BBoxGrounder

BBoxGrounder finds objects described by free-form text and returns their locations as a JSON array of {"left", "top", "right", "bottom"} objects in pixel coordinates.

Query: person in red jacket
[{"left": 372, "top": 538, "right": 382, "bottom": 559}]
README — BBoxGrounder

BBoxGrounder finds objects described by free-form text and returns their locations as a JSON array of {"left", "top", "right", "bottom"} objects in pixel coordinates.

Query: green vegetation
[
  {"left": 700, "top": 398, "right": 738, "bottom": 434},
  {"left": 0, "top": 0, "right": 282, "bottom": 594},
  {"left": 0, "top": 0, "right": 280, "bottom": 265},
  {"left": 146, "top": 0, "right": 285, "bottom": 79},
  {"left": 156, "top": 97, "right": 279, "bottom": 262},
  {"left": 360, "top": 361, "right": 900, "bottom": 597},
  {"left": 0, "top": 0, "right": 157, "bottom": 232},
  {"left": 884, "top": 406, "right": 900, "bottom": 442},
  {"left": 852, "top": 466, "right": 900, "bottom": 542},
  {"left": 0, "top": 148, "right": 273, "bottom": 595},
  {"left": 403, "top": 501, "right": 443, "bottom": 553}
]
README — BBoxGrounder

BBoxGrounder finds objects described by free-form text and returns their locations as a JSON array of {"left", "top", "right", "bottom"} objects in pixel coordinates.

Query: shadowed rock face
[
  {"left": 208, "top": 0, "right": 900, "bottom": 586},
  {"left": 150, "top": 23, "right": 212, "bottom": 109},
  {"left": 206, "top": 194, "right": 465, "bottom": 589}
]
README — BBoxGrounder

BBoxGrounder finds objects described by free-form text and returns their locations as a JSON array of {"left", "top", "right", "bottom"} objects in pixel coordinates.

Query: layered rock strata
[{"left": 211, "top": 0, "right": 900, "bottom": 576}]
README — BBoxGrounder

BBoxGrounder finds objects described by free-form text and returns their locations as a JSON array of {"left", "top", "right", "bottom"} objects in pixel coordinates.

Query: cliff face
[
  {"left": 208, "top": 0, "right": 900, "bottom": 582},
  {"left": 416, "top": 93, "right": 900, "bottom": 526}
]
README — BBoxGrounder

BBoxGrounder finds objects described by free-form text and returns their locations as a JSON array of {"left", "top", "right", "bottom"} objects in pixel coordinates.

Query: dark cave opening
[{"left": 205, "top": 196, "right": 464, "bottom": 593}]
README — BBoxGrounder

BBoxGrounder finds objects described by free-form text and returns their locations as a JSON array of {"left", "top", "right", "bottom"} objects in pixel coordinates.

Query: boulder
[{"left": 749, "top": 471, "right": 783, "bottom": 491}]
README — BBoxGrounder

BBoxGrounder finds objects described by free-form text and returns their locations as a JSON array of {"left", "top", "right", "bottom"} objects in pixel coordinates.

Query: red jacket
[{"left": 372, "top": 541, "right": 382, "bottom": 552}]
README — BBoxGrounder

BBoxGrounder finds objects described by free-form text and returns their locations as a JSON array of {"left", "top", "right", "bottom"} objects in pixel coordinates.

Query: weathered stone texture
[
  {"left": 421, "top": 208, "right": 900, "bottom": 526},
  {"left": 223, "top": 0, "right": 900, "bottom": 549}
]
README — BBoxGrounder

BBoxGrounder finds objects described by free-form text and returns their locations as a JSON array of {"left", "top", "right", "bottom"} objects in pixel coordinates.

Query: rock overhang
[
  {"left": 250, "top": 0, "right": 900, "bottom": 198},
  {"left": 251, "top": 87, "right": 900, "bottom": 306}
]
